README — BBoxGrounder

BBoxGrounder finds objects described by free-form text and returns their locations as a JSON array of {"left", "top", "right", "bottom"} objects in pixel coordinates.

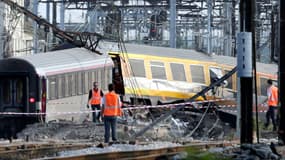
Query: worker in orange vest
[
  {"left": 102, "top": 83, "right": 122, "bottom": 143},
  {"left": 264, "top": 79, "right": 279, "bottom": 131},
  {"left": 87, "top": 82, "right": 104, "bottom": 123}
]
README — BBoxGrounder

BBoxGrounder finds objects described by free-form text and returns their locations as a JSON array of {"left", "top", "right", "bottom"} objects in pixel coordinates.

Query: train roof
[
  {"left": 102, "top": 41, "right": 213, "bottom": 62},
  {"left": 13, "top": 47, "right": 113, "bottom": 76},
  {"left": 100, "top": 41, "right": 277, "bottom": 75},
  {"left": 212, "top": 55, "right": 277, "bottom": 75}
]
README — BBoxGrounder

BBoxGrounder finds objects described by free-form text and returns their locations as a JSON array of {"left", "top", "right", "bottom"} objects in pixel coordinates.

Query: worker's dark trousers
[
  {"left": 91, "top": 104, "right": 101, "bottom": 123},
  {"left": 104, "top": 116, "right": 117, "bottom": 143},
  {"left": 266, "top": 106, "right": 277, "bottom": 130}
]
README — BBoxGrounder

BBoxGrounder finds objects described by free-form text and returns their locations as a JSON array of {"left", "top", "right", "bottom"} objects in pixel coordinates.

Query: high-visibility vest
[
  {"left": 90, "top": 89, "right": 101, "bottom": 105},
  {"left": 268, "top": 85, "right": 278, "bottom": 107},
  {"left": 103, "top": 91, "right": 121, "bottom": 116}
]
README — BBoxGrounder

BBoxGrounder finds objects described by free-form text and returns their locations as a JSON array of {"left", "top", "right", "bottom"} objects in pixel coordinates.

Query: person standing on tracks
[
  {"left": 102, "top": 83, "right": 122, "bottom": 143},
  {"left": 264, "top": 79, "right": 279, "bottom": 131},
  {"left": 87, "top": 81, "right": 104, "bottom": 123}
]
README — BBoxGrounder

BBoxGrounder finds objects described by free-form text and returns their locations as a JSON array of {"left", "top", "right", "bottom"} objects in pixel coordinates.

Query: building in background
[{"left": 0, "top": 0, "right": 34, "bottom": 58}]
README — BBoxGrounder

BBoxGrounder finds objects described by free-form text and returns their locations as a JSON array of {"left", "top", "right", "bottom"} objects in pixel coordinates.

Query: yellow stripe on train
[{"left": 124, "top": 87, "right": 205, "bottom": 101}]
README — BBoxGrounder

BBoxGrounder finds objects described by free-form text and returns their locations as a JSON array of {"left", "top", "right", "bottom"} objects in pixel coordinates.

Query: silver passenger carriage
[{"left": 0, "top": 47, "right": 113, "bottom": 138}]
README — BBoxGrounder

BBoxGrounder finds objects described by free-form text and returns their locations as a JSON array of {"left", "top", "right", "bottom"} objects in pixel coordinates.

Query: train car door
[
  {"left": 109, "top": 53, "right": 125, "bottom": 95},
  {"left": 0, "top": 77, "right": 27, "bottom": 113}
]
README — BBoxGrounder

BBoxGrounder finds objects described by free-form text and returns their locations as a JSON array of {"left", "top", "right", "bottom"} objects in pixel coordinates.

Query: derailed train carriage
[
  {"left": 109, "top": 42, "right": 277, "bottom": 105},
  {"left": 0, "top": 48, "right": 115, "bottom": 138},
  {"left": 0, "top": 42, "right": 277, "bottom": 138}
]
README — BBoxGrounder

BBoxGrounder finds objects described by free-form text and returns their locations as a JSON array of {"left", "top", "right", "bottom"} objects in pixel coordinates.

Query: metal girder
[
  {"left": 65, "top": 31, "right": 103, "bottom": 53},
  {"left": 36, "top": 0, "right": 277, "bottom": 25}
]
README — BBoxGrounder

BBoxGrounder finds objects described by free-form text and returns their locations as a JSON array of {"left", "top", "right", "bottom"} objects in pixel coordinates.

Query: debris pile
[{"left": 16, "top": 108, "right": 236, "bottom": 143}]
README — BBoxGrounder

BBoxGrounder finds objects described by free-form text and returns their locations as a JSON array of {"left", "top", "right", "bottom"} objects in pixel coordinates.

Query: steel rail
[
  {"left": 0, "top": 142, "right": 92, "bottom": 160},
  {"left": 0, "top": 141, "right": 237, "bottom": 160},
  {"left": 43, "top": 141, "right": 237, "bottom": 160}
]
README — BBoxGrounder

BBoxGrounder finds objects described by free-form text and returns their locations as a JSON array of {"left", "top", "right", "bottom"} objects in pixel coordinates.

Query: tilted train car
[
  {"left": 0, "top": 48, "right": 114, "bottom": 138},
  {"left": 106, "top": 42, "right": 277, "bottom": 106},
  {"left": 211, "top": 54, "right": 277, "bottom": 103}
]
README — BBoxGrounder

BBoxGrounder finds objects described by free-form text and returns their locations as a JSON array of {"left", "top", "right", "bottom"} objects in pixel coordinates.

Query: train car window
[
  {"left": 15, "top": 80, "right": 24, "bottom": 104},
  {"left": 84, "top": 71, "right": 89, "bottom": 94},
  {"left": 260, "top": 77, "right": 268, "bottom": 96},
  {"left": 93, "top": 70, "right": 98, "bottom": 83},
  {"left": 3, "top": 80, "right": 11, "bottom": 104},
  {"left": 101, "top": 68, "right": 107, "bottom": 91},
  {"left": 129, "top": 59, "right": 146, "bottom": 77},
  {"left": 170, "top": 63, "right": 186, "bottom": 81},
  {"left": 90, "top": 69, "right": 100, "bottom": 89},
  {"left": 209, "top": 67, "right": 229, "bottom": 88},
  {"left": 65, "top": 74, "right": 70, "bottom": 97},
  {"left": 190, "top": 65, "right": 205, "bottom": 83},
  {"left": 104, "top": 67, "right": 110, "bottom": 91},
  {"left": 82, "top": 72, "right": 86, "bottom": 94},
  {"left": 57, "top": 75, "right": 64, "bottom": 98},
  {"left": 150, "top": 61, "right": 167, "bottom": 80},
  {"left": 108, "top": 67, "right": 113, "bottom": 84},
  {"left": 77, "top": 72, "right": 83, "bottom": 95},
  {"left": 224, "top": 70, "right": 233, "bottom": 89},
  {"left": 98, "top": 69, "right": 102, "bottom": 89},
  {"left": 88, "top": 71, "right": 93, "bottom": 91},
  {"left": 48, "top": 76, "right": 57, "bottom": 99},
  {"left": 69, "top": 74, "right": 76, "bottom": 96}
]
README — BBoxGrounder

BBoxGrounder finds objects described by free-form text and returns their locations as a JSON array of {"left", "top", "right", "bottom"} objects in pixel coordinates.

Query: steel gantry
[
  {"left": 33, "top": 0, "right": 278, "bottom": 59},
  {"left": 0, "top": 0, "right": 279, "bottom": 58}
]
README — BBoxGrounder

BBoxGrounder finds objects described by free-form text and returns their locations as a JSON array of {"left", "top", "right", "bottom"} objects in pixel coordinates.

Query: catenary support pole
[
  {"left": 0, "top": 2, "right": 4, "bottom": 58},
  {"left": 45, "top": 2, "right": 50, "bottom": 52},
  {"left": 238, "top": 0, "right": 255, "bottom": 144},
  {"left": 207, "top": 0, "right": 212, "bottom": 55},
  {"left": 59, "top": 1, "right": 65, "bottom": 30},
  {"left": 271, "top": 11, "right": 275, "bottom": 62},
  {"left": 169, "top": 0, "right": 176, "bottom": 48},
  {"left": 278, "top": 0, "right": 285, "bottom": 144},
  {"left": 52, "top": 2, "right": 57, "bottom": 44},
  {"left": 33, "top": 0, "right": 38, "bottom": 54}
]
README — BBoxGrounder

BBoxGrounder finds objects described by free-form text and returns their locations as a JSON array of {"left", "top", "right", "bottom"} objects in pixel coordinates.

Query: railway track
[
  {"left": 0, "top": 141, "right": 237, "bottom": 160},
  {"left": 0, "top": 141, "right": 93, "bottom": 160}
]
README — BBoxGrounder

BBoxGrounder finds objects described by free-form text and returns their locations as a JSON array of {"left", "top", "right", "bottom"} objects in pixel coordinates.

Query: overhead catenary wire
[
  {"left": 94, "top": 2, "right": 143, "bottom": 99},
  {"left": 115, "top": 14, "right": 145, "bottom": 102},
  {"left": 118, "top": 35, "right": 156, "bottom": 123},
  {"left": 113, "top": 12, "right": 156, "bottom": 120}
]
